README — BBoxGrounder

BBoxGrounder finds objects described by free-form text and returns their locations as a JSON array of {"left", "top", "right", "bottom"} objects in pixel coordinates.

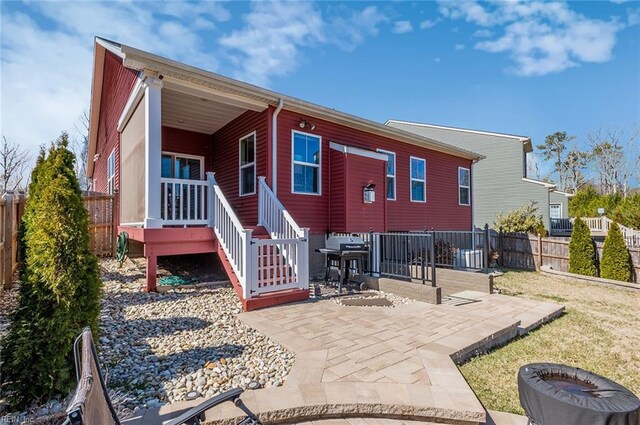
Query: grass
[{"left": 458, "top": 270, "right": 640, "bottom": 415}]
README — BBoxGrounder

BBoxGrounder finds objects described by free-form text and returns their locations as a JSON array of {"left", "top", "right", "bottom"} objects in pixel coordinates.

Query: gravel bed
[
  {"left": 314, "top": 286, "right": 415, "bottom": 308},
  {"left": 100, "top": 259, "right": 294, "bottom": 411},
  {"left": 0, "top": 283, "right": 20, "bottom": 340}
]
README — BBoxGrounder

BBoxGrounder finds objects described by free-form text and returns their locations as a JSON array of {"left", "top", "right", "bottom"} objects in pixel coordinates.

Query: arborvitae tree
[
  {"left": 569, "top": 218, "right": 598, "bottom": 277},
  {"left": 600, "top": 222, "right": 632, "bottom": 282},
  {"left": 0, "top": 133, "right": 101, "bottom": 409}
]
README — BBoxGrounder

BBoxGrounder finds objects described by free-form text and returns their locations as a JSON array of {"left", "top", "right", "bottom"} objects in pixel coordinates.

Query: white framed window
[
  {"left": 107, "top": 149, "right": 115, "bottom": 195},
  {"left": 239, "top": 131, "right": 256, "bottom": 196},
  {"left": 161, "top": 152, "right": 204, "bottom": 180},
  {"left": 458, "top": 167, "right": 470, "bottom": 206},
  {"left": 550, "top": 204, "right": 562, "bottom": 219},
  {"left": 292, "top": 130, "right": 321, "bottom": 195},
  {"left": 377, "top": 149, "right": 396, "bottom": 200},
  {"left": 410, "top": 156, "right": 426, "bottom": 202}
]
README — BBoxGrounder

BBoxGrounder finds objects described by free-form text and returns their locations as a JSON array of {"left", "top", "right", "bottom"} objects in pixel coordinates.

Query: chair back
[{"left": 66, "top": 328, "right": 120, "bottom": 425}]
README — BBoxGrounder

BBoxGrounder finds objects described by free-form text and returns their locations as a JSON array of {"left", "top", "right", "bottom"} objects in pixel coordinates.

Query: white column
[{"left": 144, "top": 75, "right": 163, "bottom": 228}]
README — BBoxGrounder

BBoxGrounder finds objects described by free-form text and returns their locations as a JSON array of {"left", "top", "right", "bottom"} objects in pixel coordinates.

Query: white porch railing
[
  {"left": 257, "top": 176, "right": 309, "bottom": 286},
  {"left": 161, "top": 178, "right": 208, "bottom": 226},
  {"left": 550, "top": 216, "right": 640, "bottom": 246},
  {"left": 208, "top": 173, "right": 308, "bottom": 299}
]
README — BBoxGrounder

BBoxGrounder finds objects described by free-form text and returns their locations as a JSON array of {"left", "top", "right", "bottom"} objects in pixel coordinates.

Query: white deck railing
[
  {"left": 550, "top": 216, "right": 640, "bottom": 246},
  {"left": 258, "top": 176, "right": 309, "bottom": 287},
  {"left": 208, "top": 173, "right": 308, "bottom": 299},
  {"left": 161, "top": 177, "right": 208, "bottom": 226}
]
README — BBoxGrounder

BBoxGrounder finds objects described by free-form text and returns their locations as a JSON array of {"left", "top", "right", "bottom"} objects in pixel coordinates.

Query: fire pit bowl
[{"left": 518, "top": 363, "right": 640, "bottom": 425}]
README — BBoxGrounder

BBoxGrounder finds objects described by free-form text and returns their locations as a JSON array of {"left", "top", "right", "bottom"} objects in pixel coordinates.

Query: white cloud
[
  {"left": 420, "top": 19, "right": 439, "bottom": 29},
  {"left": 0, "top": 1, "right": 231, "bottom": 153},
  {"left": 473, "top": 29, "right": 493, "bottom": 38},
  {"left": 220, "top": 2, "right": 387, "bottom": 85},
  {"left": 628, "top": 7, "right": 640, "bottom": 26},
  {"left": 393, "top": 20, "right": 413, "bottom": 34},
  {"left": 455, "top": 44, "right": 465, "bottom": 50},
  {"left": 434, "top": 57, "right": 442, "bottom": 63},
  {"left": 439, "top": 1, "right": 624, "bottom": 76}
]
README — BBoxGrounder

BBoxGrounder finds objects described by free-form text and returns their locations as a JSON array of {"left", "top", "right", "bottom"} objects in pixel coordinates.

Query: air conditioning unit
[{"left": 454, "top": 249, "right": 484, "bottom": 270}]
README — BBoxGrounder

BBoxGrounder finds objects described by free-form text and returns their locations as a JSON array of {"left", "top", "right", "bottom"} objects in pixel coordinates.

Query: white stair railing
[
  {"left": 257, "top": 176, "right": 309, "bottom": 290},
  {"left": 161, "top": 178, "right": 208, "bottom": 226},
  {"left": 208, "top": 172, "right": 253, "bottom": 299}
]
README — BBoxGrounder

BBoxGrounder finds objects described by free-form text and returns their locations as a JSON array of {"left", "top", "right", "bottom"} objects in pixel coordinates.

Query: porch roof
[{"left": 88, "top": 37, "right": 484, "bottom": 177}]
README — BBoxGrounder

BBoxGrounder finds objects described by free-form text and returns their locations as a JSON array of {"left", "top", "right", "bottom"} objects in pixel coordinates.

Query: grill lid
[{"left": 326, "top": 235, "right": 367, "bottom": 252}]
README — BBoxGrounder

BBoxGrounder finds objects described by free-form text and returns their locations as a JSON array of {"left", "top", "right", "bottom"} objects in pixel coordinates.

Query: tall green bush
[
  {"left": 568, "top": 218, "right": 598, "bottom": 277},
  {"left": 0, "top": 134, "right": 101, "bottom": 409},
  {"left": 600, "top": 222, "right": 632, "bottom": 282},
  {"left": 494, "top": 201, "right": 547, "bottom": 236}
]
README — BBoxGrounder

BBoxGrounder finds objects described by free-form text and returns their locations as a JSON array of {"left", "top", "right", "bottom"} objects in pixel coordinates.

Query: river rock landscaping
[{"left": 100, "top": 258, "right": 294, "bottom": 411}]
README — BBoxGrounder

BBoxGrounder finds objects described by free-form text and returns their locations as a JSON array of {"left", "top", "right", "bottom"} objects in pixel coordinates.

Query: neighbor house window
[
  {"left": 292, "top": 131, "right": 321, "bottom": 195},
  {"left": 161, "top": 153, "right": 203, "bottom": 180},
  {"left": 377, "top": 149, "right": 396, "bottom": 200},
  {"left": 550, "top": 204, "right": 562, "bottom": 219},
  {"left": 107, "top": 149, "right": 115, "bottom": 195},
  {"left": 458, "top": 167, "right": 470, "bottom": 206},
  {"left": 239, "top": 131, "right": 256, "bottom": 196},
  {"left": 410, "top": 157, "right": 426, "bottom": 202}
]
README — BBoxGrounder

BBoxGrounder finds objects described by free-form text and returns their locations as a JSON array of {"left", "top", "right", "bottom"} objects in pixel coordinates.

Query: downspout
[{"left": 272, "top": 98, "right": 284, "bottom": 195}]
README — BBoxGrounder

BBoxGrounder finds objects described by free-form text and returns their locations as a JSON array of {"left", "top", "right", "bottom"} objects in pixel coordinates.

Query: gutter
[{"left": 272, "top": 99, "right": 284, "bottom": 195}]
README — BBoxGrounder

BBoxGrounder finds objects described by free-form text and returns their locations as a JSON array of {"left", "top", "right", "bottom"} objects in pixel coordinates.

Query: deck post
[
  {"left": 143, "top": 73, "right": 163, "bottom": 229},
  {"left": 145, "top": 254, "right": 157, "bottom": 292}
]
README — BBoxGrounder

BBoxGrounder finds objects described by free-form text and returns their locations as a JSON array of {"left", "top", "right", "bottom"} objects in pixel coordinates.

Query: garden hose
[{"left": 115, "top": 231, "right": 129, "bottom": 267}]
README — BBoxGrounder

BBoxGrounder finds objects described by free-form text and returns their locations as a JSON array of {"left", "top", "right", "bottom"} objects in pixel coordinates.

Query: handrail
[
  {"left": 160, "top": 177, "right": 208, "bottom": 225},
  {"left": 208, "top": 172, "right": 252, "bottom": 298},
  {"left": 258, "top": 176, "right": 306, "bottom": 239}
]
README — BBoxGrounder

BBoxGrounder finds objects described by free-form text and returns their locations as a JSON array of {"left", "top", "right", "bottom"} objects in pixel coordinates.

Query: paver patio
[{"left": 125, "top": 292, "right": 563, "bottom": 425}]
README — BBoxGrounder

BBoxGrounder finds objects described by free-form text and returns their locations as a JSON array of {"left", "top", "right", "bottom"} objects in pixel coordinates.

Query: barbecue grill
[{"left": 319, "top": 235, "right": 369, "bottom": 293}]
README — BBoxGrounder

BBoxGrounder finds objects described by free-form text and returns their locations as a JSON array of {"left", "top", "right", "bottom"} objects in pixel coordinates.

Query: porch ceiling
[{"left": 162, "top": 88, "right": 248, "bottom": 134}]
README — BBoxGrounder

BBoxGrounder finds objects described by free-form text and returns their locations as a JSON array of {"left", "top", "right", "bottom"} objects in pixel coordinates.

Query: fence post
[
  {"left": 499, "top": 226, "right": 504, "bottom": 267},
  {"left": 368, "top": 228, "right": 374, "bottom": 277},
  {"left": 112, "top": 193, "right": 118, "bottom": 258},
  {"left": 483, "top": 223, "right": 490, "bottom": 273},
  {"left": 2, "top": 192, "right": 14, "bottom": 290},
  {"left": 430, "top": 230, "right": 436, "bottom": 287},
  {"left": 537, "top": 233, "right": 543, "bottom": 270}
]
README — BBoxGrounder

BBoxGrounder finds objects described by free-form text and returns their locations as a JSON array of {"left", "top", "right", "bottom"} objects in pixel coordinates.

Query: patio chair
[{"left": 63, "top": 328, "right": 261, "bottom": 425}]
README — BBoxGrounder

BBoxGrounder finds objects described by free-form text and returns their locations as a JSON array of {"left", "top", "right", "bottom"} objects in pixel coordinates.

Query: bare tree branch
[{"left": 1, "top": 135, "right": 31, "bottom": 192}]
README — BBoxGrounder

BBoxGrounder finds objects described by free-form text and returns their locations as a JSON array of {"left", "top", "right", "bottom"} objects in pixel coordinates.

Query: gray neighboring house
[{"left": 386, "top": 120, "right": 572, "bottom": 230}]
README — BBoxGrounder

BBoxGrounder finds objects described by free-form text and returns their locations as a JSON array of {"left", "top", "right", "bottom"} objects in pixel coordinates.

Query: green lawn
[{"left": 459, "top": 270, "right": 640, "bottom": 415}]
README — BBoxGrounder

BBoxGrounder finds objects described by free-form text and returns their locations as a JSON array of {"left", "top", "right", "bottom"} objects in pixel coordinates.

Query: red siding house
[{"left": 88, "top": 38, "right": 483, "bottom": 310}]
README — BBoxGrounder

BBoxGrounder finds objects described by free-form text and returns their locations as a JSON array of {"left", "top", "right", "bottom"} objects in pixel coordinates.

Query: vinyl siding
[
  {"left": 388, "top": 122, "right": 554, "bottom": 229},
  {"left": 162, "top": 127, "right": 214, "bottom": 173},
  {"left": 276, "top": 110, "right": 472, "bottom": 234},
  {"left": 212, "top": 110, "right": 269, "bottom": 226},
  {"left": 549, "top": 191, "right": 570, "bottom": 219},
  {"left": 343, "top": 153, "right": 386, "bottom": 233},
  {"left": 329, "top": 149, "right": 346, "bottom": 231}
]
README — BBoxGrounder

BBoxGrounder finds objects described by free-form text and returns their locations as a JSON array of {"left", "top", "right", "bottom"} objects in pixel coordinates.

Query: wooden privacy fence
[
  {"left": 491, "top": 232, "right": 640, "bottom": 284},
  {"left": 0, "top": 193, "right": 115, "bottom": 291},
  {"left": 1, "top": 192, "right": 26, "bottom": 290},
  {"left": 83, "top": 194, "right": 116, "bottom": 257}
]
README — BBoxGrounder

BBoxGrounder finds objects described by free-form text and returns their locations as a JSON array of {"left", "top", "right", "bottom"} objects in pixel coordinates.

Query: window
[
  {"left": 107, "top": 149, "right": 115, "bottom": 195},
  {"left": 550, "top": 204, "right": 562, "bottom": 219},
  {"left": 292, "top": 131, "right": 321, "bottom": 195},
  {"left": 161, "top": 153, "right": 203, "bottom": 180},
  {"left": 410, "top": 157, "right": 426, "bottom": 202},
  {"left": 377, "top": 149, "right": 396, "bottom": 200},
  {"left": 458, "top": 167, "right": 470, "bottom": 206},
  {"left": 239, "top": 132, "right": 256, "bottom": 196}
]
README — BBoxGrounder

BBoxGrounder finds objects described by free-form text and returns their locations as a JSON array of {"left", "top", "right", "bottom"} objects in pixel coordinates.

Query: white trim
[
  {"left": 522, "top": 177, "right": 557, "bottom": 188},
  {"left": 291, "top": 130, "right": 322, "bottom": 196},
  {"left": 410, "top": 156, "right": 426, "bottom": 203},
  {"left": 239, "top": 130, "right": 257, "bottom": 197},
  {"left": 377, "top": 148, "right": 396, "bottom": 201},
  {"left": 161, "top": 151, "right": 205, "bottom": 180},
  {"left": 551, "top": 190, "right": 575, "bottom": 197},
  {"left": 385, "top": 119, "right": 530, "bottom": 142},
  {"left": 107, "top": 149, "right": 116, "bottom": 195},
  {"left": 96, "top": 37, "right": 125, "bottom": 58},
  {"left": 329, "top": 142, "right": 389, "bottom": 161},
  {"left": 144, "top": 75, "right": 163, "bottom": 229},
  {"left": 458, "top": 167, "right": 470, "bottom": 206},
  {"left": 117, "top": 77, "right": 145, "bottom": 132}
]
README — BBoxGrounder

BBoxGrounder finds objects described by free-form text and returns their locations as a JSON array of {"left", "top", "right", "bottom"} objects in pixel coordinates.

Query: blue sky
[{"left": 1, "top": 1, "right": 639, "bottom": 180}]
